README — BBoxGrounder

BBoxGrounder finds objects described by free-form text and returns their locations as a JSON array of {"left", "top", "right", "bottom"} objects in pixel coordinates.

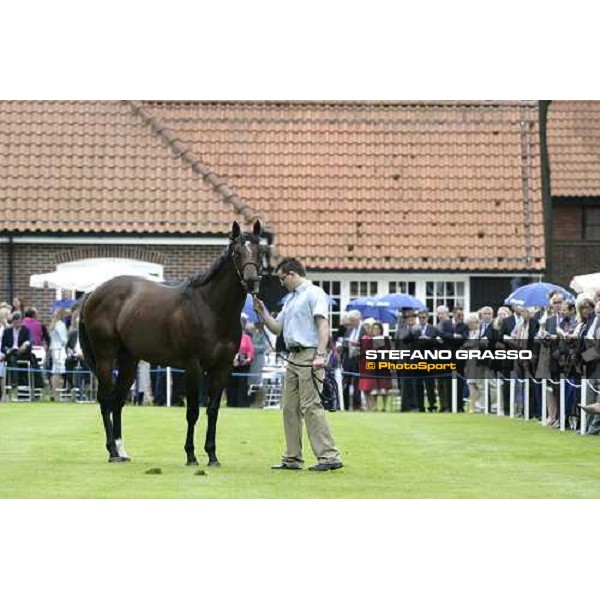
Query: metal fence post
[{"left": 166, "top": 367, "right": 172, "bottom": 408}]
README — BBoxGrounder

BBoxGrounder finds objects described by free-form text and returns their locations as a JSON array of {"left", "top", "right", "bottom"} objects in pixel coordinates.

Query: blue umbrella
[
  {"left": 345, "top": 296, "right": 376, "bottom": 312},
  {"left": 504, "top": 282, "right": 574, "bottom": 308},
  {"left": 373, "top": 293, "right": 427, "bottom": 312},
  {"left": 345, "top": 297, "right": 398, "bottom": 324},
  {"left": 242, "top": 294, "right": 261, "bottom": 323},
  {"left": 52, "top": 298, "right": 77, "bottom": 311}
]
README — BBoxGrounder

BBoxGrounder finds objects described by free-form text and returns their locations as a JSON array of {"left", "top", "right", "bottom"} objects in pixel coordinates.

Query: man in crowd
[
  {"left": 339, "top": 309, "right": 364, "bottom": 411},
  {"left": 415, "top": 310, "right": 438, "bottom": 412},
  {"left": 451, "top": 306, "right": 469, "bottom": 412},
  {"left": 396, "top": 310, "right": 420, "bottom": 411},
  {"left": 435, "top": 305, "right": 455, "bottom": 412},
  {"left": 0, "top": 311, "right": 33, "bottom": 388}
]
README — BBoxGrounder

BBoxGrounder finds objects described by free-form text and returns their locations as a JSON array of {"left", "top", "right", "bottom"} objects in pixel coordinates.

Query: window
[
  {"left": 349, "top": 280, "right": 378, "bottom": 300},
  {"left": 425, "top": 280, "right": 466, "bottom": 319},
  {"left": 312, "top": 279, "right": 341, "bottom": 331},
  {"left": 388, "top": 281, "right": 416, "bottom": 295},
  {"left": 583, "top": 207, "right": 600, "bottom": 241}
]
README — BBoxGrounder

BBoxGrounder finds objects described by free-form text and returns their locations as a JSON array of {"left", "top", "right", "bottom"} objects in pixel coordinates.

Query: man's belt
[{"left": 288, "top": 345, "right": 316, "bottom": 352}]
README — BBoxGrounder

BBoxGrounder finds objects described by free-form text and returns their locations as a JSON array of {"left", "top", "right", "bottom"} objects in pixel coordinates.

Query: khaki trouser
[{"left": 281, "top": 348, "right": 341, "bottom": 465}]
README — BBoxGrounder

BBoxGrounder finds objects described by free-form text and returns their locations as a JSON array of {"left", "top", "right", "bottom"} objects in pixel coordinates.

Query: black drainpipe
[
  {"left": 7, "top": 234, "right": 15, "bottom": 301},
  {"left": 538, "top": 100, "right": 553, "bottom": 280}
]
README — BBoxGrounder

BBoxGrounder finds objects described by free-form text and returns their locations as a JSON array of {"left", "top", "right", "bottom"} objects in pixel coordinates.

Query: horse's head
[{"left": 230, "top": 220, "right": 264, "bottom": 294}]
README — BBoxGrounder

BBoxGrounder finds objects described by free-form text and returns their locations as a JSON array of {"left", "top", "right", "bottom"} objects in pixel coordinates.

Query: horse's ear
[
  {"left": 230, "top": 221, "right": 241, "bottom": 241},
  {"left": 253, "top": 220, "right": 262, "bottom": 236}
]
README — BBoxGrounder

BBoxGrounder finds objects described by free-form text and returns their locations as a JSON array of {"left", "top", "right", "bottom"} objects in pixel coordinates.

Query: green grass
[{"left": 1, "top": 402, "right": 599, "bottom": 498}]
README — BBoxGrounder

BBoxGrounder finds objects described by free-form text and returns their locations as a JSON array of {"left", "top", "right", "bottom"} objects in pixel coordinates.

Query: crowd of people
[
  {"left": 0, "top": 296, "right": 271, "bottom": 408},
  {"left": 333, "top": 290, "right": 600, "bottom": 435},
  {"left": 6, "top": 285, "right": 600, "bottom": 437},
  {"left": 0, "top": 296, "right": 90, "bottom": 401}
]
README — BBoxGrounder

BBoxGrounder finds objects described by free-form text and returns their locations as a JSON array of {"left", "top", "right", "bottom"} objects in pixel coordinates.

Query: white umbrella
[
  {"left": 569, "top": 272, "right": 600, "bottom": 294},
  {"left": 30, "top": 262, "right": 163, "bottom": 292}
]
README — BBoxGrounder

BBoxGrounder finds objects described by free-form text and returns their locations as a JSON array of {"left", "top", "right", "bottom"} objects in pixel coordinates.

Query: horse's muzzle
[{"left": 244, "top": 275, "right": 261, "bottom": 294}]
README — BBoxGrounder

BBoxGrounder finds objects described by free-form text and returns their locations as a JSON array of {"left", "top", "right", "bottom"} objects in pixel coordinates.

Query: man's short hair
[
  {"left": 11, "top": 311, "right": 22, "bottom": 322},
  {"left": 276, "top": 257, "right": 306, "bottom": 277}
]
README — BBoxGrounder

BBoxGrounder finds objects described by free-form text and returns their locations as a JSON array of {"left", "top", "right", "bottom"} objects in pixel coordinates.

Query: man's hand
[
  {"left": 312, "top": 354, "right": 326, "bottom": 370},
  {"left": 253, "top": 297, "right": 266, "bottom": 317}
]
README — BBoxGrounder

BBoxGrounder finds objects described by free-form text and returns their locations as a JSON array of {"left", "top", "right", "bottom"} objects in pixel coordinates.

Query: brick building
[
  {"left": 546, "top": 101, "right": 600, "bottom": 287},
  {"left": 1, "top": 99, "right": 592, "bottom": 323}
]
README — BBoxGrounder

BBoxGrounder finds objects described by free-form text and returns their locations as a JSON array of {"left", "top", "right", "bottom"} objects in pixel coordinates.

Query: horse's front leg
[
  {"left": 204, "top": 371, "right": 227, "bottom": 467},
  {"left": 183, "top": 362, "right": 202, "bottom": 466}
]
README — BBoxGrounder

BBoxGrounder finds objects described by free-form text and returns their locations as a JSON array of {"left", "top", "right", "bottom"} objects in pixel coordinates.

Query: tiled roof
[
  {"left": 0, "top": 101, "right": 258, "bottom": 235},
  {"left": 147, "top": 100, "right": 544, "bottom": 272},
  {"left": 0, "top": 100, "right": 545, "bottom": 272},
  {"left": 547, "top": 100, "right": 600, "bottom": 197}
]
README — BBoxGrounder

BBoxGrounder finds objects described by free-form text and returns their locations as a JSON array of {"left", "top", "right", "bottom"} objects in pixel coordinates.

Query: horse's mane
[
  {"left": 187, "top": 232, "right": 261, "bottom": 289},
  {"left": 189, "top": 244, "right": 233, "bottom": 288}
]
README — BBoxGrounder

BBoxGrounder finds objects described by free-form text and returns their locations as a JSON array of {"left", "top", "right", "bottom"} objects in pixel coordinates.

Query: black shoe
[
  {"left": 308, "top": 462, "right": 344, "bottom": 472},
  {"left": 271, "top": 462, "right": 302, "bottom": 470}
]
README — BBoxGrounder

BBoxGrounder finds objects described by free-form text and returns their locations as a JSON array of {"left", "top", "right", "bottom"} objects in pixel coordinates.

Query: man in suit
[
  {"left": 497, "top": 306, "right": 519, "bottom": 415},
  {"left": 415, "top": 310, "right": 438, "bottom": 412},
  {"left": 452, "top": 306, "right": 469, "bottom": 412},
  {"left": 0, "top": 311, "right": 33, "bottom": 388},
  {"left": 435, "top": 305, "right": 455, "bottom": 412},
  {"left": 396, "top": 310, "right": 420, "bottom": 411}
]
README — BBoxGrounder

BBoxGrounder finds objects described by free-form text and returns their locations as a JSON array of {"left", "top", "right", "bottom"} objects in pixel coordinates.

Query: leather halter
[{"left": 230, "top": 236, "right": 262, "bottom": 292}]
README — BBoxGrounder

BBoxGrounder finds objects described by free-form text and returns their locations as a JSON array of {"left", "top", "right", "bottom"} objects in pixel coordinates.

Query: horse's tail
[{"left": 78, "top": 293, "right": 97, "bottom": 374}]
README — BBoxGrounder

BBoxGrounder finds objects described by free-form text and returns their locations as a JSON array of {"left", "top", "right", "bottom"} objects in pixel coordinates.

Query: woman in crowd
[
  {"left": 358, "top": 318, "right": 375, "bottom": 410},
  {"left": 226, "top": 314, "right": 255, "bottom": 407},
  {"left": 11, "top": 297, "right": 24, "bottom": 314},
  {"left": 359, "top": 321, "right": 392, "bottom": 411},
  {"left": 48, "top": 307, "right": 68, "bottom": 395},
  {"left": 372, "top": 322, "right": 393, "bottom": 411}
]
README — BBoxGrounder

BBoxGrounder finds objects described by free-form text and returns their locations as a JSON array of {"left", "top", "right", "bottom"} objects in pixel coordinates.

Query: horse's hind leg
[
  {"left": 112, "top": 352, "right": 138, "bottom": 461},
  {"left": 96, "top": 361, "right": 120, "bottom": 462},
  {"left": 183, "top": 361, "right": 202, "bottom": 466}
]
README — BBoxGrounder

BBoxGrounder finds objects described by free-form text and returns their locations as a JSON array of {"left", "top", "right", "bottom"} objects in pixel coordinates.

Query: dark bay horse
[{"left": 79, "top": 221, "right": 264, "bottom": 465}]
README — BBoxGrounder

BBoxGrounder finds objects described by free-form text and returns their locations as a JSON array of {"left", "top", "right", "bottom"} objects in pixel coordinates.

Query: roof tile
[{"left": 548, "top": 101, "right": 600, "bottom": 197}]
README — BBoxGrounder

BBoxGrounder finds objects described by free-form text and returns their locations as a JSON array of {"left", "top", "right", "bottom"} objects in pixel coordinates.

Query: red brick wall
[
  {"left": 551, "top": 242, "right": 600, "bottom": 288},
  {"left": 0, "top": 241, "right": 224, "bottom": 319},
  {"left": 553, "top": 204, "right": 581, "bottom": 240}
]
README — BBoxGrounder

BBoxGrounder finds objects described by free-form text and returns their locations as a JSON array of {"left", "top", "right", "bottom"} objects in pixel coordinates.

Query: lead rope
[{"left": 250, "top": 292, "right": 339, "bottom": 410}]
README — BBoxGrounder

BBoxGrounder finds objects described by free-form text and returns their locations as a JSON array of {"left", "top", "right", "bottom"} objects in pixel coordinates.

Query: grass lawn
[{"left": 1, "top": 402, "right": 600, "bottom": 498}]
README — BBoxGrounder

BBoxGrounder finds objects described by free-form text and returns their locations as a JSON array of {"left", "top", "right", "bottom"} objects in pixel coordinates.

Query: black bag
[{"left": 318, "top": 367, "right": 339, "bottom": 412}]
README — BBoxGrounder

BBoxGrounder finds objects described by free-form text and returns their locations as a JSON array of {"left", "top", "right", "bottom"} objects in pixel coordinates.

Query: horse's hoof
[
  {"left": 207, "top": 460, "right": 221, "bottom": 467},
  {"left": 186, "top": 459, "right": 199, "bottom": 466}
]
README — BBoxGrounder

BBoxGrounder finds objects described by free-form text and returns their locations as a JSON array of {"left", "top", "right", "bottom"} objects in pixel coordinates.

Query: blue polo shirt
[{"left": 276, "top": 280, "right": 329, "bottom": 348}]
